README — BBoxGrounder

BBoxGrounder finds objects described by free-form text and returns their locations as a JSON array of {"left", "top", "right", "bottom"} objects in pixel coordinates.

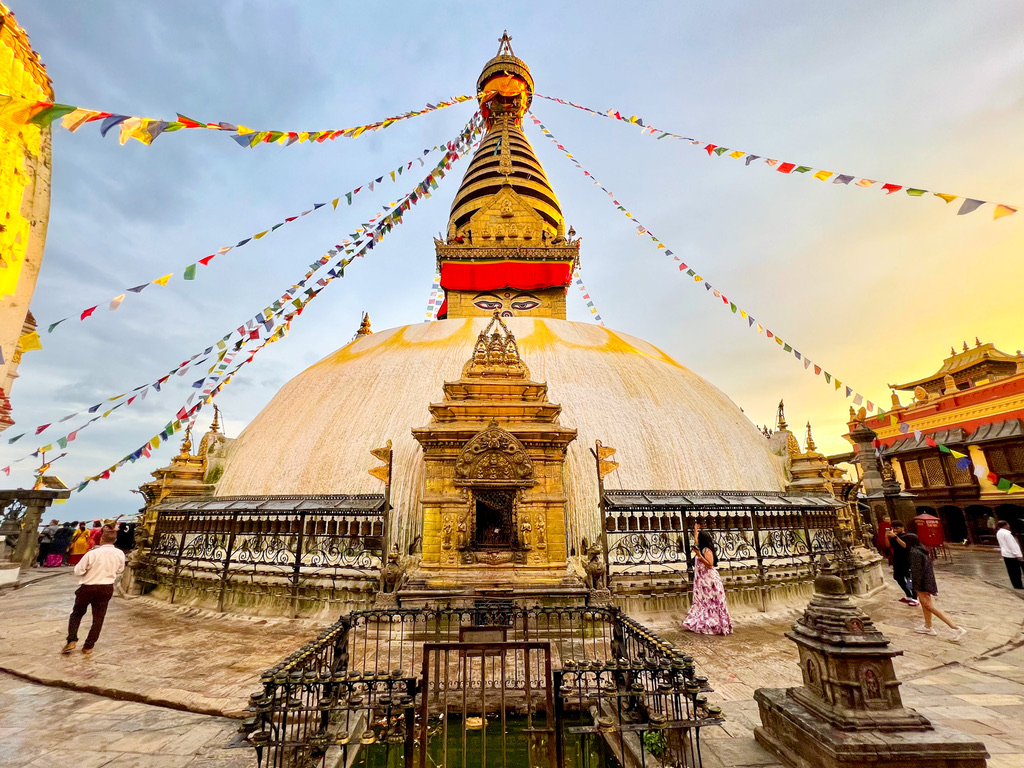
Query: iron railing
[
  {"left": 142, "top": 498, "right": 385, "bottom": 611},
  {"left": 245, "top": 604, "right": 719, "bottom": 768}
]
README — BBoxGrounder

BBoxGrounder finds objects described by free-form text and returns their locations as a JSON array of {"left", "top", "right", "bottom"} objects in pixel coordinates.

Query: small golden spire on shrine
[
  {"left": 805, "top": 422, "right": 817, "bottom": 452},
  {"left": 210, "top": 404, "right": 221, "bottom": 433},
  {"left": 890, "top": 390, "right": 902, "bottom": 408},
  {"left": 356, "top": 312, "right": 373, "bottom": 336},
  {"left": 963, "top": 341, "right": 969, "bottom": 352},
  {"left": 943, "top": 374, "right": 957, "bottom": 393},
  {"left": 950, "top": 346, "right": 956, "bottom": 355},
  {"left": 975, "top": 337, "right": 982, "bottom": 347},
  {"left": 179, "top": 423, "right": 193, "bottom": 456},
  {"left": 776, "top": 399, "right": 788, "bottom": 431}
]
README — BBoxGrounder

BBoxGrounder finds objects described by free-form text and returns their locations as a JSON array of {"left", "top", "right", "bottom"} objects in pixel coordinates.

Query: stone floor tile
[
  {"left": 954, "top": 693, "right": 1024, "bottom": 707},
  {"left": 24, "top": 749, "right": 118, "bottom": 768},
  {"left": 101, "top": 754, "right": 196, "bottom": 768}
]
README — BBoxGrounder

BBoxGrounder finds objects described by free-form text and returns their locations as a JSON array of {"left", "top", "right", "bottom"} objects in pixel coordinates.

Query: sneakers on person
[
  {"left": 899, "top": 597, "right": 912, "bottom": 604},
  {"left": 82, "top": 647, "right": 93, "bottom": 655},
  {"left": 914, "top": 625, "right": 937, "bottom": 635},
  {"left": 908, "top": 599, "right": 920, "bottom": 607},
  {"left": 949, "top": 627, "right": 967, "bottom": 643},
  {"left": 60, "top": 642, "right": 76, "bottom": 655}
]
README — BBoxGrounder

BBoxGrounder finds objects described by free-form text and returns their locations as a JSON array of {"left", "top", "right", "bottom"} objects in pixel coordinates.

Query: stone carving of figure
[
  {"left": 380, "top": 547, "right": 404, "bottom": 593},
  {"left": 520, "top": 520, "right": 532, "bottom": 550},
  {"left": 863, "top": 668, "right": 882, "bottom": 700},
  {"left": 534, "top": 512, "right": 546, "bottom": 548},
  {"left": 442, "top": 517, "right": 453, "bottom": 549},
  {"left": 456, "top": 518, "right": 468, "bottom": 550},
  {"left": 583, "top": 544, "right": 607, "bottom": 590}
]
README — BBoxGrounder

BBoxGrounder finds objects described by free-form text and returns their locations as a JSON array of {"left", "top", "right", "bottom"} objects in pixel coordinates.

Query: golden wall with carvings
[{"left": 0, "top": 5, "right": 53, "bottom": 429}]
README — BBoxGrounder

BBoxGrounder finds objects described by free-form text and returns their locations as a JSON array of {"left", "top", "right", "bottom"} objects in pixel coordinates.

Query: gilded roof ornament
[
  {"left": 776, "top": 399, "right": 788, "bottom": 430},
  {"left": 462, "top": 312, "right": 529, "bottom": 379},
  {"left": 356, "top": 312, "right": 373, "bottom": 336},
  {"left": 805, "top": 422, "right": 817, "bottom": 453}
]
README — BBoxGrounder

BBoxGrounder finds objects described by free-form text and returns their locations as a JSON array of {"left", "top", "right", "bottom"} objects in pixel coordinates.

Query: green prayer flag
[
  {"left": 938, "top": 444, "right": 952, "bottom": 454},
  {"left": 57, "top": 437, "right": 68, "bottom": 449},
  {"left": 183, "top": 263, "right": 196, "bottom": 281},
  {"left": 713, "top": 147, "right": 729, "bottom": 155},
  {"left": 794, "top": 166, "right": 812, "bottom": 173},
  {"left": 730, "top": 303, "right": 737, "bottom": 313},
  {"left": 28, "top": 104, "right": 77, "bottom": 127},
  {"left": 997, "top": 478, "right": 1013, "bottom": 491},
  {"left": 47, "top": 319, "right": 67, "bottom": 333},
  {"left": 824, "top": 372, "right": 831, "bottom": 383},
  {"left": 272, "top": 223, "right": 284, "bottom": 231},
  {"left": 784, "top": 343, "right": 792, "bottom": 352},
  {"left": 346, "top": 192, "right": 352, "bottom": 205},
  {"left": 686, "top": 269, "right": 695, "bottom": 277},
  {"left": 906, "top": 188, "right": 927, "bottom": 196}
]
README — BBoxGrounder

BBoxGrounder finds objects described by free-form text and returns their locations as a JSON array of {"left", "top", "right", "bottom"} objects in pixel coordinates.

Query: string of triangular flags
[
  {"left": 534, "top": 94, "right": 1018, "bottom": 221},
  {"left": 878, "top": 421, "right": 1024, "bottom": 493},
  {"left": 573, "top": 270, "right": 605, "bottom": 326},
  {"left": 38, "top": 144, "right": 456, "bottom": 341},
  {"left": 424, "top": 271, "right": 442, "bottom": 321},
  {"left": 0, "top": 92, "right": 474, "bottom": 148},
  {"left": 530, "top": 111, "right": 1021, "bottom": 496},
  {"left": 61, "top": 118, "right": 482, "bottom": 492}
]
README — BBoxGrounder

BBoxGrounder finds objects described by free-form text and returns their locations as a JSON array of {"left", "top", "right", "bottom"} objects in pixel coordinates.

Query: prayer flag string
[
  {"left": 0, "top": 92, "right": 474, "bottom": 148},
  {"left": 42, "top": 143, "right": 455, "bottom": 337},
  {"left": 573, "top": 270, "right": 605, "bottom": 326},
  {"left": 424, "top": 271, "right": 442, "bottom": 321},
  {"left": 534, "top": 94, "right": 1018, "bottom": 221},
  {"left": 528, "top": 110, "right": 1022, "bottom": 496}
]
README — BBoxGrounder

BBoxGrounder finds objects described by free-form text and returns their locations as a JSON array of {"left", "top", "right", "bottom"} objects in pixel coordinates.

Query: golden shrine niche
[{"left": 411, "top": 313, "right": 576, "bottom": 577}]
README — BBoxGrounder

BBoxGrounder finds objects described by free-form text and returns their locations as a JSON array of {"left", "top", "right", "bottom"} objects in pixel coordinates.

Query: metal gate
[{"left": 419, "top": 639, "right": 556, "bottom": 768}]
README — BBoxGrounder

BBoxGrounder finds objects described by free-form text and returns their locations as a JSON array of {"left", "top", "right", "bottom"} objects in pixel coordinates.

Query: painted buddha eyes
[
  {"left": 472, "top": 293, "right": 542, "bottom": 314},
  {"left": 510, "top": 298, "right": 540, "bottom": 311}
]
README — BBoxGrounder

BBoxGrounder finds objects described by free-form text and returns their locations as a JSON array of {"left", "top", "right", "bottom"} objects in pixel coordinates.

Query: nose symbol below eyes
[{"left": 501, "top": 311, "right": 513, "bottom": 318}]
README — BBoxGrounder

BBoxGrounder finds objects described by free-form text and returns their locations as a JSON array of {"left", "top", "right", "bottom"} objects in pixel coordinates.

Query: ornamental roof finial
[
  {"left": 356, "top": 312, "right": 373, "bottom": 336},
  {"left": 210, "top": 404, "right": 221, "bottom": 433},
  {"left": 805, "top": 421, "right": 818, "bottom": 452},
  {"left": 179, "top": 423, "right": 193, "bottom": 456},
  {"left": 496, "top": 30, "right": 515, "bottom": 56},
  {"left": 776, "top": 399, "right": 788, "bottom": 431}
]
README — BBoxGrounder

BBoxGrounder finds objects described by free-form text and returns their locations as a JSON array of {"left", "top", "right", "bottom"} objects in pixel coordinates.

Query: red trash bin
[{"left": 915, "top": 513, "right": 944, "bottom": 549}]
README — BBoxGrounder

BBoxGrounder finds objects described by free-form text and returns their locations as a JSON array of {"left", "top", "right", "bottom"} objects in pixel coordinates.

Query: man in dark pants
[
  {"left": 62, "top": 526, "right": 125, "bottom": 655},
  {"left": 886, "top": 520, "right": 918, "bottom": 606},
  {"left": 995, "top": 521, "right": 1023, "bottom": 589}
]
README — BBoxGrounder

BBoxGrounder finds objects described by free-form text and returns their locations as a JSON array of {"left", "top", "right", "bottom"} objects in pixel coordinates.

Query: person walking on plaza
[
  {"left": 885, "top": 520, "right": 918, "bottom": 606},
  {"left": 682, "top": 522, "right": 733, "bottom": 635},
  {"left": 68, "top": 522, "right": 90, "bottom": 565},
  {"left": 62, "top": 526, "right": 125, "bottom": 655},
  {"left": 36, "top": 519, "right": 61, "bottom": 567},
  {"left": 906, "top": 533, "right": 966, "bottom": 641},
  {"left": 876, "top": 515, "right": 893, "bottom": 564},
  {"left": 995, "top": 520, "right": 1023, "bottom": 590}
]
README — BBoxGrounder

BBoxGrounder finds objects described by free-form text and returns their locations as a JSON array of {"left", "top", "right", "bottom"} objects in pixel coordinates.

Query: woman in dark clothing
[
  {"left": 115, "top": 522, "right": 135, "bottom": 552},
  {"left": 905, "top": 533, "right": 966, "bottom": 641},
  {"left": 49, "top": 523, "right": 74, "bottom": 566}
]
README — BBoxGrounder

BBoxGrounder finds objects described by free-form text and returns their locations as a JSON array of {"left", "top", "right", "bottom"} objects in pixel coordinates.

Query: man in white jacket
[
  {"left": 995, "top": 521, "right": 1023, "bottom": 590},
  {"left": 61, "top": 526, "right": 125, "bottom": 654}
]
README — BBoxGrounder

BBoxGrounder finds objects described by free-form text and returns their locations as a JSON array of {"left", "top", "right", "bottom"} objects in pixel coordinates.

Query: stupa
[{"left": 139, "top": 35, "right": 859, "bottom": 613}]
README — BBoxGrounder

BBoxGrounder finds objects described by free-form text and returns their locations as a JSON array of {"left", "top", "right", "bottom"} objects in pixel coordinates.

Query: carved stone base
[
  {"left": 754, "top": 688, "right": 988, "bottom": 768},
  {"left": 372, "top": 592, "right": 400, "bottom": 609},
  {"left": 588, "top": 588, "right": 612, "bottom": 606}
]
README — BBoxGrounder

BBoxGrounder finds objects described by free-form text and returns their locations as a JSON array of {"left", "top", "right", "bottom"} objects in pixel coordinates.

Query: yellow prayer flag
[
  {"left": 729, "top": 150, "right": 744, "bottom": 159},
  {"left": 237, "top": 125, "right": 254, "bottom": 135},
  {"left": 756, "top": 323, "right": 764, "bottom": 334},
  {"left": 332, "top": 198, "right": 340, "bottom": 210},
  {"left": 933, "top": 193, "right": 957, "bottom": 204},
  {"left": 18, "top": 331, "right": 42, "bottom": 352},
  {"left": 694, "top": 275, "right": 703, "bottom": 282},
  {"left": 253, "top": 230, "right": 269, "bottom": 239},
  {"left": 298, "top": 132, "right": 309, "bottom": 143},
  {"left": 775, "top": 336, "right": 784, "bottom": 345},
  {"left": 153, "top": 274, "right": 172, "bottom": 286},
  {"left": 740, "top": 310, "right": 747, "bottom": 319},
  {"left": 813, "top": 170, "right": 834, "bottom": 181},
  {"left": 389, "top": 171, "right": 396, "bottom": 181},
  {"left": 118, "top": 117, "right": 145, "bottom": 145},
  {"left": 61, "top": 108, "right": 101, "bottom": 132},
  {"left": 994, "top": 204, "right": 1017, "bottom": 220},
  {"left": 950, "top": 450, "right": 968, "bottom": 459}
]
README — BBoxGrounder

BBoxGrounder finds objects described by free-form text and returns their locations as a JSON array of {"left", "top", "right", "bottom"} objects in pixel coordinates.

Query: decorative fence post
[
  {"left": 291, "top": 511, "right": 306, "bottom": 618},
  {"left": 169, "top": 510, "right": 191, "bottom": 605},
  {"left": 749, "top": 511, "right": 767, "bottom": 612},
  {"left": 217, "top": 510, "right": 239, "bottom": 613}
]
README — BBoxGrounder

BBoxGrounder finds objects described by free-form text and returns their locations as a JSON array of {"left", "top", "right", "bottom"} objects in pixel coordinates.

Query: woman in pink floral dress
[{"left": 683, "top": 522, "right": 733, "bottom": 635}]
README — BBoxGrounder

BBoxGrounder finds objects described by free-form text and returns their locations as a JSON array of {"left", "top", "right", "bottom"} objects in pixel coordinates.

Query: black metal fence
[
  {"left": 603, "top": 491, "right": 845, "bottom": 594},
  {"left": 244, "top": 604, "right": 722, "bottom": 768},
  {"left": 142, "top": 495, "right": 385, "bottom": 611}
]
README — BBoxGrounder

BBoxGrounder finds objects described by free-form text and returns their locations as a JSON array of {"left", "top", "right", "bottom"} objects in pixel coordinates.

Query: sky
[{"left": 6, "top": 1, "right": 1024, "bottom": 522}]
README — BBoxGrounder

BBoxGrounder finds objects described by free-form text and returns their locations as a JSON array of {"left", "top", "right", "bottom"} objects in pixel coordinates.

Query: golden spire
[
  {"left": 179, "top": 423, "right": 193, "bottom": 456},
  {"left": 210, "top": 404, "right": 221, "bottom": 433},
  {"left": 805, "top": 422, "right": 817, "bottom": 452},
  {"left": 776, "top": 399, "right": 788, "bottom": 431},
  {"left": 356, "top": 312, "right": 373, "bottom": 336}
]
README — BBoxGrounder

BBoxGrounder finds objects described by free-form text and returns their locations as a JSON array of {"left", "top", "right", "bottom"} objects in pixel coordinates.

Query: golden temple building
[
  {"left": 139, "top": 36, "right": 874, "bottom": 615},
  {"left": 0, "top": 4, "right": 52, "bottom": 432}
]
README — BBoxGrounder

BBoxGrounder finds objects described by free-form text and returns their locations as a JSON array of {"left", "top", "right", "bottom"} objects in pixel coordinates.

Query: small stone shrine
[{"left": 754, "top": 563, "right": 988, "bottom": 768}]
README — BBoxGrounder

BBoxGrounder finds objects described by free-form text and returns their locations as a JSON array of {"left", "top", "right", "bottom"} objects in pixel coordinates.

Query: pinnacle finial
[
  {"left": 497, "top": 30, "right": 514, "bottom": 56},
  {"left": 963, "top": 341, "right": 969, "bottom": 352},
  {"left": 210, "top": 404, "right": 221, "bottom": 433},
  {"left": 356, "top": 312, "right": 373, "bottom": 336},
  {"left": 975, "top": 336, "right": 982, "bottom": 347},
  {"left": 776, "top": 399, "right": 788, "bottom": 430},
  {"left": 950, "top": 346, "right": 956, "bottom": 355},
  {"left": 805, "top": 421, "right": 817, "bottom": 452},
  {"left": 180, "top": 423, "right": 193, "bottom": 456}
]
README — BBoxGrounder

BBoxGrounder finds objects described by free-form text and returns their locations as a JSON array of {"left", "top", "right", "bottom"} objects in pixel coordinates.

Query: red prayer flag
[
  {"left": 925, "top": 437, "right": 938, "bottom": 447},
  {"left": 882, "top": 183, "right": 903, "bottom": 195},
  {"left": 704, "top": 144, "right": 716, "bottom": 156},
  {"left": 199, "top": 255, "right": 216, "bottom": 266},
  {"left": 987, "top": 472, "right": 999, "bottom": 484},
  {"left": 35, "top": 424, "right": 50, "bottom": 434},
  {"left": 777, "top": 162, "right": 796, "bottom": 173},
  {"left": 81, "top": 306, "right": 98, "bottom": 320}
]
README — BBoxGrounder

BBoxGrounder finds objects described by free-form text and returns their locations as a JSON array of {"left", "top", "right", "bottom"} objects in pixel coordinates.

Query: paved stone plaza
[{"left": 1, "top": 547, "right": 1022, "bottom": 767}]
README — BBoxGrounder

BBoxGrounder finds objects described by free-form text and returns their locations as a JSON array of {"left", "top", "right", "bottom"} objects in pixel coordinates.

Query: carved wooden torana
[{"left": 412, "top": 313, "right": 576, "bottom": 577}]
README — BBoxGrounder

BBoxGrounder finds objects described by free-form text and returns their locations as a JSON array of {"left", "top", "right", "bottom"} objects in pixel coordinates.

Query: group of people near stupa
[{"left": 34, "top": 518, "right": 135, "bottom": 568}]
